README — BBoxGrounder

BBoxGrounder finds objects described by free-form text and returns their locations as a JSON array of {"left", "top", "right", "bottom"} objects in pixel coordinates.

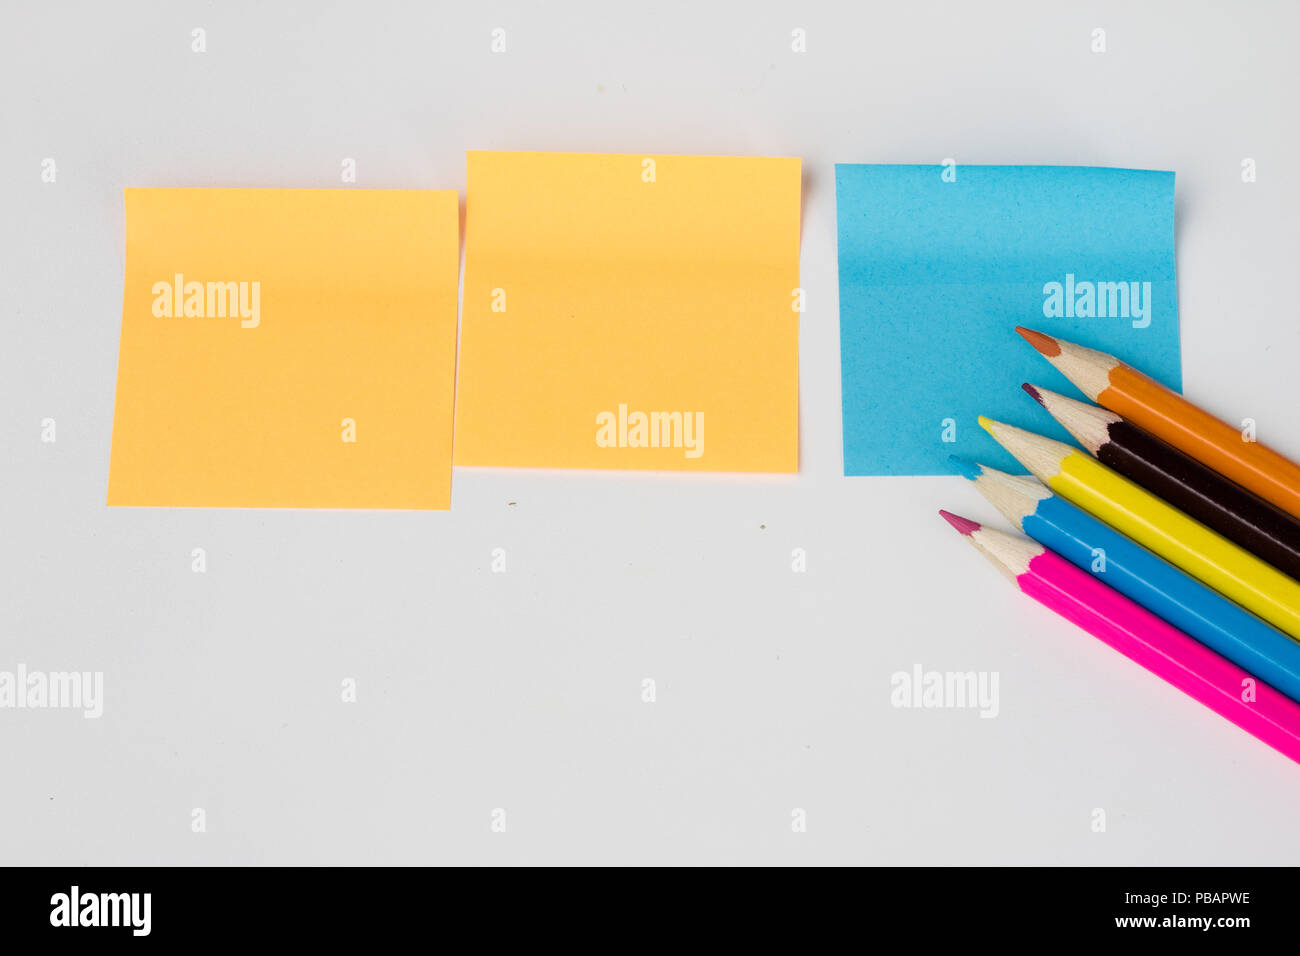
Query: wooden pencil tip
[
  {"left": 977, "top": 415, "right": 996, "bottom": 435},
  {"left": 1021, "top": 383, "right": 1044, "bottom": 405},
  {"left": 939, "top": 510, "right": 981, "bottom": 536},
  {"left": 1015, "top": 326, "right": 1061, "bottom": 358}
]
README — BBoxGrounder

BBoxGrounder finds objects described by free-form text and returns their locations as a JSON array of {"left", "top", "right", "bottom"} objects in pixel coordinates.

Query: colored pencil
[
  {"left": 939, "top": 511, "right": 1300, "bottom": 764},
  {"left": 1016, "top": 327, "right": 1300, "bottom": 520},
  {"left": 1022, "top": 383, "right": 1300, "bottom": 582},
  {"left": 979, "top": 416, "right": 1300, "bottom": 640},
  {"left": 951, "top": 456, "right": 1300, "bottom": 703}
]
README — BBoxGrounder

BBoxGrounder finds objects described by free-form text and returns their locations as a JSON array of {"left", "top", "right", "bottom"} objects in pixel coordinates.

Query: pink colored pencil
[{"left": 940, "top": 510, "right": 1300, "bottom": 765}]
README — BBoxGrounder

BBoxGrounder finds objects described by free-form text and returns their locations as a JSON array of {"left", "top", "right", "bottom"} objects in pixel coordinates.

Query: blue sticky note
[{"left": 835, "top": 164, "right": 1180, "bottom": 476}]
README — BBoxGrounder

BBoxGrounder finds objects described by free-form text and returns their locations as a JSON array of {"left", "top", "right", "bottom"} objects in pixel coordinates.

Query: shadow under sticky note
[
  {"left": 108, "top": 188, "right": 460, "bottom": 509},
  {"left": 454, "top": 150, "right": 801, "bottom": 473},
  {"left": 835, "top": 165, "right": 1180, "bottom": 476}
]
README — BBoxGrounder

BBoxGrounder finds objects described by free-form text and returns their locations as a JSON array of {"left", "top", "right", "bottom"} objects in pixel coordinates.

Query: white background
[{"left": 3, "top": 0, "right": 1298, "bottom": 864}]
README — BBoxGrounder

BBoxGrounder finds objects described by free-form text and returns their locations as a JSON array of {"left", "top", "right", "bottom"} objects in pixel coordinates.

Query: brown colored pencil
[{"left": 1024, "top": 384, "right": 1300, "bottom": 582}]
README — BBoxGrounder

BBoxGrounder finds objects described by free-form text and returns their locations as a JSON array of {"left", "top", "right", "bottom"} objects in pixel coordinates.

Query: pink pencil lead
[{"left": 939, "top": 509, "right": 981, "bottom": 536}]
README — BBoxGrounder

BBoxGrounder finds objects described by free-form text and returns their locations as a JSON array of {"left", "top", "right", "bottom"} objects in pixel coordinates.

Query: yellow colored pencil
[{"left": 980, "top": 416, "right": 1300, "bottom": 641}]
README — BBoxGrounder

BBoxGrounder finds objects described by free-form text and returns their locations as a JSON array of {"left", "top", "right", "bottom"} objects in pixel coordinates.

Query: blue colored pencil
[{"left": 951, "top": 455, "right": 1300, "bottom": 704}]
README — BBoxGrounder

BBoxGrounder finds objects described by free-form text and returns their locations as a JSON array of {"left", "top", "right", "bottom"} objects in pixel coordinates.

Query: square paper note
[
  {"left": 108, "top": 188, "right": 460, "bottom": 508},
  {"left": 454, "top": 150, "right": 802, "bottom": 472},
  {"left": 836, "top": 164, "right": 1180, "bottom": 476}
]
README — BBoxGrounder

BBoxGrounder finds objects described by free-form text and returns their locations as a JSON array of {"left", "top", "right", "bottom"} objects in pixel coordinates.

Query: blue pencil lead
[{"left": 948, "top": 455, "right": 983, "bottom": 481}]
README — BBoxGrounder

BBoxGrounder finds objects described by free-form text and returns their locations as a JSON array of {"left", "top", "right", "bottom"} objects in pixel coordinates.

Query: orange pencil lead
[{"left": 1015, "top": 326, "right": 1062, "bottom": 358}]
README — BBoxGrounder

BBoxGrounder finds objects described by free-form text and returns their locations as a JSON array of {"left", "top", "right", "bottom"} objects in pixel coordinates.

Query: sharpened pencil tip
[
  {"left": 1015, "top": 326, "right": 1061, "bottom": 358},
  {"left": 977, "top": 415, "right": 996, "bottom": 435},
  {"left": 947, "top": 455, "right": 983, "bottom": 481},
  {"left": 939, "top": 510, "right": 981, "bottom": 536},
  {"left": 1021, "top": 383, "right": 1044, "bottom": 405}
]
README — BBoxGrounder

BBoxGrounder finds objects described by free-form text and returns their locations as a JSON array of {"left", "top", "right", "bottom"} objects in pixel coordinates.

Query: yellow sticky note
[
  {"left": 454, "top": 151, "right": 801, "bottom": 472},
  {"left": 108, "top": 188, "right": 460, "bottom": 509}
]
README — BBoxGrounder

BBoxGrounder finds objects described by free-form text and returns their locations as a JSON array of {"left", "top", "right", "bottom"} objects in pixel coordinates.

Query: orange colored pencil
[{"left": 1017, "top": 327, "right": 1300, "bottom": 521}]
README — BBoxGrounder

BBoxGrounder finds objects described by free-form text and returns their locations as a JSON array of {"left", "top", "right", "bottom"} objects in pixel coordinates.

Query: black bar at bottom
[{"left": 0, "top": 865, "right": 1286, "bottom": 943}]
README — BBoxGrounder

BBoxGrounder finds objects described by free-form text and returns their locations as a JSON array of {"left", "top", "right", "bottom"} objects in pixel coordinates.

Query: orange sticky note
[
  {"left": 108, "top": 188, "right": 459, "bottom": 509},
  {"left": 454, "top": 151, "right": 801, "bottom": 472}
]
